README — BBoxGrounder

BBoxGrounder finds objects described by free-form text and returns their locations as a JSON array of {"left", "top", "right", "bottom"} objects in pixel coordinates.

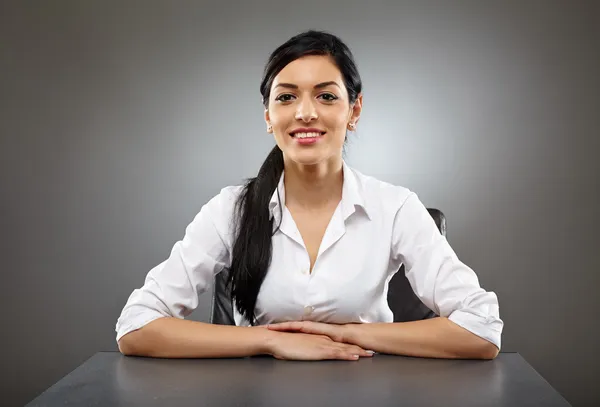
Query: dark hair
[{"left": 227, "top": 30, "right": 363, "bottom": 324}]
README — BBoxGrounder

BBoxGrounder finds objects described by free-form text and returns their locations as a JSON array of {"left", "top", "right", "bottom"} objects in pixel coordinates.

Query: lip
[{"left": 289, "top": 127, "right": 326, "bottom": 136}]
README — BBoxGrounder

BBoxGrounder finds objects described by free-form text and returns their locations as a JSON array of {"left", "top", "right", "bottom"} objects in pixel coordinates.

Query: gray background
[{"left": 1, "top": 1, "right": 598, "bottom": 406}]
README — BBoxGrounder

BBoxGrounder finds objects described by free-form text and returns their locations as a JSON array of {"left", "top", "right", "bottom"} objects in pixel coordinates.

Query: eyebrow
[{"left": 274, "top": 81, "right": 341, "bottom": 90}]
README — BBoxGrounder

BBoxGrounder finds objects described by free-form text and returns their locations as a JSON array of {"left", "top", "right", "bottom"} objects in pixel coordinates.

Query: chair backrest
[{"left": 209, "top": 208, "right": 446, "bottom": 325}]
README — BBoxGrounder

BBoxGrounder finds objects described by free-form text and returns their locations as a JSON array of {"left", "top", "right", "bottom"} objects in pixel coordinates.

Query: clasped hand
[{"left": 262, "top": 321, "right": 373, "bottom": 361}]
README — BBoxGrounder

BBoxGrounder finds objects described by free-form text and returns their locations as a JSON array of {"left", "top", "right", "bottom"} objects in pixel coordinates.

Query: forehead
[{"left": 273, "top": 55, "right": 344, "bottom": 88}]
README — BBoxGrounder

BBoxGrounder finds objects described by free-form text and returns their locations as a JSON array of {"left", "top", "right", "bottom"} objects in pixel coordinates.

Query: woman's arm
[
  {"left": 118, "top": 317, "right": 272, "bottom": 358},
  {"left": 115, "top": 188, "right": 236, "bottom": 354},
  {"left": 386, "top": 192, "right": 503, "bottom": 356},
  {"left": 268, "top": 317, "right": 498, "bottom": 360},
  {"left": 344, "top": 318, "right": 499, "bottom": 359}
]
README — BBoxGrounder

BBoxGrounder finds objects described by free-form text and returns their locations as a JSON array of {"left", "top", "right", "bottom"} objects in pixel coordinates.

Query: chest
[
  {"left": 249, "top": 212, "right": 396, "bottom": 326},
  {"left": 287, "top": 207, "right": 336, "bottom": 273}
]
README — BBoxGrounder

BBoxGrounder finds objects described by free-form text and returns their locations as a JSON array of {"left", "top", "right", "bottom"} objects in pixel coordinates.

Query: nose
[{"left": 294, "top": 97, "right": 318, "bottom": 123}]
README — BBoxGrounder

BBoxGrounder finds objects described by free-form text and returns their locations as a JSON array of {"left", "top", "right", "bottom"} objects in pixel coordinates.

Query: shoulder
[
  {"left": 211, "top": 184, "right": 246, "bottom": 206},
  {"left": 203, "top": 184, "right": 246, "bottom": 218},
  {"left": 188, "top": 183, "right": 246, "bottom": 248},
  {"left": 350, "top": 166, "right": 416, "bottom": 213}
]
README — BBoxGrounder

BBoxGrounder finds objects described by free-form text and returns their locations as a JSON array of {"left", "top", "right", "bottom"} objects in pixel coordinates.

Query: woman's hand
[
  {"left": 265, "top": 330, "right": 372, "bottom": 361},
  {"left": 267, "top": 321, "right": 350, "bottom": 343}
]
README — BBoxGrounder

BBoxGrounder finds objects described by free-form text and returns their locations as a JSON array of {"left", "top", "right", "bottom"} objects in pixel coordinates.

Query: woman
[{"left": 116, "top": 30, "right": 503, "bottom": 361}]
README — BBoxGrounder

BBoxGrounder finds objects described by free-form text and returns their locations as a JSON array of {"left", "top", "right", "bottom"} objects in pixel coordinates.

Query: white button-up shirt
[{"left": 116, "top": 161, "right": 503, "bottom": 349}]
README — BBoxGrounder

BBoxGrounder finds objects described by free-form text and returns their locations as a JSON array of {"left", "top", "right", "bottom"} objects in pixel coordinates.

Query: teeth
[{"left": 293, "top": 132, "right": 322, "bottom": 138}]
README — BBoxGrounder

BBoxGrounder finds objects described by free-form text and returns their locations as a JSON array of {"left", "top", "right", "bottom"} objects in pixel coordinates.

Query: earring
[
  {"left": 348, "top": 122, "right": 356, "bottom": 130},
  {"left": 267, "top": 125, "right": 272, "bottom": 132}
]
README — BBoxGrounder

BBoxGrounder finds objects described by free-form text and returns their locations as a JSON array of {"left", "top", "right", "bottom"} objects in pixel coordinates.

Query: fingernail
[
  {"left": 352, "top": 354, "right": 360, "bottom": 359},
  {"left": 366, "top": 350, "right": 375, "bottom": 354}
]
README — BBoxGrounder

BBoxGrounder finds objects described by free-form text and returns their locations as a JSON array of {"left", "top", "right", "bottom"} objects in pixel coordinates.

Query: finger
[
  {"left": 266, "top": 322, "right": 290, "bottom": 329},
  {"left": 296, "top": 326, "right": 324, "bottom": 336},
  {"left": 267, "top": 324, "right": 296, "bottom": 331},
  {"left": 281, "top": 324, "right": 324, "bottom": 336},
  {"left": 267, "top": 321, "right": 304, "bottom": 331},
  {"left": 348, "top": 345, "right": 374, "bottom": 357},
  {"left": 267, "top": 323, "right": 303, "bottom": 332},
  {"left": 305, "top": 322, "right": 345, "bottom": 342},
  {"left": 331, "top": 347, "right": 360, "bottom": 361},
  {"left": 336, "top": 343, "right": 373, "bottom": 358},
  {"left": 294, "top": 322, "right": 331, "bottom": 336}
]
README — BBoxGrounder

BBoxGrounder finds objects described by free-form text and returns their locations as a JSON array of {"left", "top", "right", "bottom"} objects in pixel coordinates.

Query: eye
[
  {"left": 275, "top": 94, "right": 295, "bottom": 102},
  {"left": 318, "top": 93, "right": 338, "bottom": 102}
]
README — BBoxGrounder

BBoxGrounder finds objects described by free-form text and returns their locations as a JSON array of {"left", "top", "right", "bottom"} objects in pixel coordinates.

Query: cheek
[
  {"left": 269, "top": 104, "right": 291, "bottom": 124},
  {"left": 323, "top": 109, "right": 350, "bottom": 134},
  {"left": 324, "top": 105, "right": 350, "bottom": 124}
]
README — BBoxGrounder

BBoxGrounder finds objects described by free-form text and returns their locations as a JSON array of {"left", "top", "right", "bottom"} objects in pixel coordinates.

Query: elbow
[
  {"left": 118, "top": 342, "right": 130, "bottom": 356},
  {"left": 116, "top": 316, "right": 170, "bottom": 357},
  {"left": 481, "top": 343, "right": 500, "bottom": 360},
  {"left": 445, "top": 313, "right": 502, "bottom": 360},
  {"left": 118, "top": 334, "right": 136, "bottom": 356},
  {"left": 452, "top": 342, "right": 499, "bottom": 360},
  {"left": 452, "top": 341, "right": 498, "bottom": 360},
  {"left": 448, "top": 319, "right": 500, "bottom": 360},
  {"left": 118, "top": 330, "right": 150, "bottom": 357},
  {"left": 473, "top": 342, "right": 499, "bottom": 360}
]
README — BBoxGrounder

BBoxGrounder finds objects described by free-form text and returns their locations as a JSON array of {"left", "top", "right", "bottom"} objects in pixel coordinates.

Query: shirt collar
[
  {"left": 268, "top": 171, "right": 286, "bottom": 222},
  {"left": 268, "top": 160, "right": 371, "bottom": 222}
]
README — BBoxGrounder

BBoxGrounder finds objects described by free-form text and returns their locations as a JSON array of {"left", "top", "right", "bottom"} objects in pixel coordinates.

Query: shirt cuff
[{"left": 448, "top": 308, "right": 503, "bottom": 350}]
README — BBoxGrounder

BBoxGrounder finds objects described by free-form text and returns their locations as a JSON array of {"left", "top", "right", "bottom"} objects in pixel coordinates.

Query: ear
[
  {"left": 264, "top": 108, "right": 273, "bottom": 133},
  {"left": 347, "top": 93, "right": 363, "bottom": 130}
]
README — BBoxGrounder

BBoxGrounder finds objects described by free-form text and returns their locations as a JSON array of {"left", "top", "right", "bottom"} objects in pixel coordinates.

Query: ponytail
[{"left": 228, "top": 145, "right": 284, "bottom": 325}]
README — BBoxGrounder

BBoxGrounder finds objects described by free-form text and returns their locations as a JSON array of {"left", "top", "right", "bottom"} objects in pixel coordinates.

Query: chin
[{"left": 287, "top": 152, "right": 328, "bottom": 167}]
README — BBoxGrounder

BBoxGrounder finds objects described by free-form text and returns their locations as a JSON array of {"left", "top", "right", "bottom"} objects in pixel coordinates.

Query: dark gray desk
[{"left": 26, "top": 352, "right": 569, "bottom": 406}]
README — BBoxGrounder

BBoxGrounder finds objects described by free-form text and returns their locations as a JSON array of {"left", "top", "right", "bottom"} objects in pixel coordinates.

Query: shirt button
[
  {"left": 303, "top": 306, "right": 314, "bottom": 316},
  {"left": 301, "top": 268, "right": 309, "bottom": 275}
]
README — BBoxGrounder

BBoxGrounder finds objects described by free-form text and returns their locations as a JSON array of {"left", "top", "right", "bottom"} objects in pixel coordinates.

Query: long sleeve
[
  {"left": 391, "top": 192, "right": 504, "bottom": 349},
  {"left": 115, "top": 187, "right": 237, "bottom": 342}
]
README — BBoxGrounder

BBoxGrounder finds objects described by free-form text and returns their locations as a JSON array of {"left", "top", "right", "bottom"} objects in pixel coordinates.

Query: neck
[{"left": 283, "top": 156, "right": 344, "bottom": 211}]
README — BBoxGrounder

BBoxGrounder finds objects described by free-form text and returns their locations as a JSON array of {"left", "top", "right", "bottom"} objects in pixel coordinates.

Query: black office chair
[{"left": 209, "top": 208, "right": 446, "bottom": 325}]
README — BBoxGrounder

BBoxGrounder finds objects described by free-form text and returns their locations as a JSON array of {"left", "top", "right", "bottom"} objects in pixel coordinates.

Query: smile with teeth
[{"left": 292, "top": 132, "right": 324, "bottom": 138}]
